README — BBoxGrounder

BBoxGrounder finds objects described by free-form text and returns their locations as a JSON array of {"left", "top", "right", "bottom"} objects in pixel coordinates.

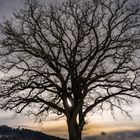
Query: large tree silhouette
[{"left": 0, "top": 0, "right": 140, "bottom": 139}]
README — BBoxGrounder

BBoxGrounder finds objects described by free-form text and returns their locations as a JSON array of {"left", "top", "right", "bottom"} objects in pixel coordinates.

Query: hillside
[
  {"left": 1, "top": 125, "right": 140, "bottom": 140},
  {"left": 0, "top": 125, "right": 65, "bottom": 140},
  {"left": 84, "top": 130, "right": 140, "bottom": 140}
]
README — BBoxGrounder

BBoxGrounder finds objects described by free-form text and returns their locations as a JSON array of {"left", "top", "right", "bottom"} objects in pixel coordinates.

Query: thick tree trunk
[{"left": 67, "top": 120, "right": 82, "bottom": 140}]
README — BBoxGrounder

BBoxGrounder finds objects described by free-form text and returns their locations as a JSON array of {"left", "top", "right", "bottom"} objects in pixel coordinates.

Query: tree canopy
[{"left": 0, "top": 0, "right": 140, "bottom": 139}]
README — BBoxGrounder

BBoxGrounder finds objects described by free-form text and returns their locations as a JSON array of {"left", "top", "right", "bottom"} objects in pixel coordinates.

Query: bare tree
[{"left": 0, "top": 0, "right": 140, "bottom": 139}]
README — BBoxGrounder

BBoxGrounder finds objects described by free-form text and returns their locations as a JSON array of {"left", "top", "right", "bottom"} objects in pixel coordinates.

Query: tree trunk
[{"left": 67, "top": 120, "right": 82, "bottom": 140}]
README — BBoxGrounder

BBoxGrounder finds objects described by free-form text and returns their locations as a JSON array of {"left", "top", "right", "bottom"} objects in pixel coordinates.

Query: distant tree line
[
  {"left": 85, "top": 130, "right": 140, "bottom": 140},
  {"left": 0, "top": 125, "right": 65, "bottom": 140}
]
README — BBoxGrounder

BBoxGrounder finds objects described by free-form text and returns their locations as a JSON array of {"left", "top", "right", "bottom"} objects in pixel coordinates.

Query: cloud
[
  {"left": 0, "top": 110, "right": 16, "bottom": 120},
  {"left": 0, "top": 0, "right": 62, "bottom": 21},
  {"left": 0, "top": 110, "right": 35, "bottom": 127},
  {"left": 0, "top": 0, "right": 23, "bottom": 18}
]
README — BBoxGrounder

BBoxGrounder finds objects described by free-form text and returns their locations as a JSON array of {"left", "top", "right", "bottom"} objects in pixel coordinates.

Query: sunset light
[
  {"left": 0, "top": 0, "right": 140, "bottom": 140},
  {"left": 67, "top": 98, "right": 73, "bottom": 108}
]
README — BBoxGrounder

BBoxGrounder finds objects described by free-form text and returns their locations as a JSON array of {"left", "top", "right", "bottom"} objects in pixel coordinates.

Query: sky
[{"left": 0, "top": 0, "right": 140, "bottom": 139}]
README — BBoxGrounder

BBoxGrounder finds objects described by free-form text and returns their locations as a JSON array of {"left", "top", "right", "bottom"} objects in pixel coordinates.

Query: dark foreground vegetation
[{"left": 0, "top": 125, "right": 65, "bottom": 140}]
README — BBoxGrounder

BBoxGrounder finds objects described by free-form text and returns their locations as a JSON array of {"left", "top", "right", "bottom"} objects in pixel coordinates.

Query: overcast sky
[
  {"left": 0, "top": 0, "right": 52, "bottom": 127},
  {"left": 0, "top": 1, "right": 70, "bottom": 137},
  {"left": 0, "top": 0, "right": 140, "bottom": 138},
  {"left": 0, "top": 0, "right": 22, "bottom": 18}
]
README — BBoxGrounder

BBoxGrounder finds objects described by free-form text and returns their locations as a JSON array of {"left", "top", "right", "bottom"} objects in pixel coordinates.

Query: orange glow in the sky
[
  {"left": 1, "top": 103, "right": 140, "bottom": 139},
  {"left": 28, "top": 119, "right": 140, "bottom": 139}
]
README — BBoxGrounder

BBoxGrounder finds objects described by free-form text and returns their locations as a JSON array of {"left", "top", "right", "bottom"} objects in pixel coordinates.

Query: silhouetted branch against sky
[{"left": 0, "top": 0, "right": 140, "bottom": 139}]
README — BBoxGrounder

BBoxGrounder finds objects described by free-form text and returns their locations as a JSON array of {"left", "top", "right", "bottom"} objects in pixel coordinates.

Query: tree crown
[{"left": 0, "top": 0, "right": 140, "bottom": 123}]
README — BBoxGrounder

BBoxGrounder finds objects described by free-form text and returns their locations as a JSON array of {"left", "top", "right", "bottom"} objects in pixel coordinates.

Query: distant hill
[
  {"left": 84, "top": 130, "right": 140, "bottom": 140},
  {"left": 0, "top": 125, "right": 65, "bottom": 140}
]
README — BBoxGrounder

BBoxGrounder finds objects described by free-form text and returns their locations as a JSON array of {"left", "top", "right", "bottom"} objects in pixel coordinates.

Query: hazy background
[{"left": 0, "top": 0, "right": 140, "bottom": 138}]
